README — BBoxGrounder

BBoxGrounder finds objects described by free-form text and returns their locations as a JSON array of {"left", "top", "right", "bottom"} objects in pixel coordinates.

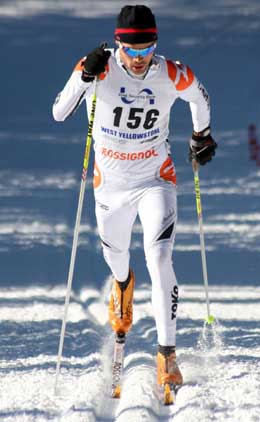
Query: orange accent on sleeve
[
  {"left": 74, "top": 57, "right": 85, "bottom": 72},
  {"left": 175, "top": 64, "right": 194, "bottom": 91},
  {"left": 166, "top": 60, "right": 177, "bottom": 82},
  {"left": 99, "top": 63, "right": 109, "bottom": 81}
]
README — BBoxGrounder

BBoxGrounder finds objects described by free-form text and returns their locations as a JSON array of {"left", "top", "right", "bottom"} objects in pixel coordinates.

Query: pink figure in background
[
  {"left": 256, "top": 144, "right": 260, "bottom": 167},
  {"left": 248, "top": 124, "right": 258, "bottom": 161}
]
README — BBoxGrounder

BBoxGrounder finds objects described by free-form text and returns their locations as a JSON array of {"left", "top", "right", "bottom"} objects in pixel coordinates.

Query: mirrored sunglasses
[{"left": 121, "top": 43, "right": 157, "bottom": 58}]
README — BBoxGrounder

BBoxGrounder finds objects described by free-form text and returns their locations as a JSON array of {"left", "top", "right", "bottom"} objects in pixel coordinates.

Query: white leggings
[{"left": 94, "top": 180, "right": 178, "bottom": 346}]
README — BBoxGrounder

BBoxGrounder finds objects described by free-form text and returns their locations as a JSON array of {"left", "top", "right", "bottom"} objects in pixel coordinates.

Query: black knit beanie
[{"left": 115, "top": 5, "right": 158, "bottom": 44}]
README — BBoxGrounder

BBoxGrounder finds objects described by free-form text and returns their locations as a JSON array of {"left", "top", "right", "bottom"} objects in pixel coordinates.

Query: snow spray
[{"left": 197, "top": 318, "right": 223, "bottom": 355}]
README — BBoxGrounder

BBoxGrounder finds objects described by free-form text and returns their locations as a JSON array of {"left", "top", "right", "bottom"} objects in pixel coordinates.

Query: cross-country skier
[{"left": 53, "top": 5, "right": 217, "bottom": 389}]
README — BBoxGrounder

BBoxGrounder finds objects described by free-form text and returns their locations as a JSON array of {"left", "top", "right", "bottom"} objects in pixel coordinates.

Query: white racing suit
[{"left": 53, "top": 49, "right": 210, "bottom": 346}]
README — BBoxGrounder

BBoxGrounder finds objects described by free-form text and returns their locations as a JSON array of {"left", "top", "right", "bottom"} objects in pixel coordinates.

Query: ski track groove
[{"left": 1, "top": 283, "right": 260, "bottom": 421}]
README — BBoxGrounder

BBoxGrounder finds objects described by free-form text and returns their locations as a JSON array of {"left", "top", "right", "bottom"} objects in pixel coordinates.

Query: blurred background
[{"left": 1, "top": 0, "right": 260, "bottom": 289}]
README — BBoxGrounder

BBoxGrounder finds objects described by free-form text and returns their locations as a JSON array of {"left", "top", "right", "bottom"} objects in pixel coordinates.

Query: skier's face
[{"left": 118, "top": 42, "right": 156, "bottom": 75}]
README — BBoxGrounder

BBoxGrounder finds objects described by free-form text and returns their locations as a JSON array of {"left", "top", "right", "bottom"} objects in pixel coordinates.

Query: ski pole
[
  {"left": 54, "top": 78, "right": 98, "bottom": 393},
  {"left": 192, "top": 159, "right": 215, "bottom": 325}
]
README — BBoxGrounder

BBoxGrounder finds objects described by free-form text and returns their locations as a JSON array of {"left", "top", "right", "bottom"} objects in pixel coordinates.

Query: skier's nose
[{"left": 134, "top": 55, "right": 144, "bottom": 62}]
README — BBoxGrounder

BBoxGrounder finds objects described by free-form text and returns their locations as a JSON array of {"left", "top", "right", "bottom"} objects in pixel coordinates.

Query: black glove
[
  {"left": 82, "top": 46, "right": 111, "bottom": 82},
  {"left": 189, "top": 127, "right": 217, "bottom": 165}
]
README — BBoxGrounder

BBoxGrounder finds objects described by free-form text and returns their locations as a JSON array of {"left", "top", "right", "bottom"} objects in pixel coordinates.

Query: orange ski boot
[
  {"left": 157, "top": 345, "right": 183, "bottom": 387},
  {"left": 108, "top": 270, "right": 135, "bottom": 335},
  {"left": 157, "top": 345, "right": 183, "bottom": 404}
]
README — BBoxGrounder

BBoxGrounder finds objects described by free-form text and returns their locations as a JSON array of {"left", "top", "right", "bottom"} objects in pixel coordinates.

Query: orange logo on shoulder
[
  {"left": 166, "top": 60, "right": 194, "bottom": 91},
  {"left": 175, "top": 63, "right": 194, "bottom": 91}
]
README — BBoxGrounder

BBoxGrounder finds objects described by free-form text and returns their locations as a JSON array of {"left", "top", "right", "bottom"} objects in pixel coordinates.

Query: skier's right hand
[{"left": 82, "top": 47, "right": 111, "bottom": 81}]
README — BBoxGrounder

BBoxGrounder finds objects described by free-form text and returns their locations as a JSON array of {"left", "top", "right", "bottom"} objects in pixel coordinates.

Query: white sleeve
[
  {"left": 178, "top": 76, "right": 210, "bottom": 132},
  {"left": 52, "top": 67, "right": 92, "bottom": 122},
  {"left": 167, "top": 60, "right": 210, "bottom": 132}
]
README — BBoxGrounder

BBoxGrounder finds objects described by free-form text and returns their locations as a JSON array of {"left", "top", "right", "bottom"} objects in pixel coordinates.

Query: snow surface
[
  {"left": 1, "top": 0, "right": 260, "bottom": 421},
  {"left": 0, "top": 283, "right": 260, "bottom": 421}
]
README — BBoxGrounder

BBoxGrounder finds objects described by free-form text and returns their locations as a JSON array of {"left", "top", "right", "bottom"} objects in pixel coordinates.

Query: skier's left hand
[{"left": 189, "top": 126, "right": 217, "bottom": 165}]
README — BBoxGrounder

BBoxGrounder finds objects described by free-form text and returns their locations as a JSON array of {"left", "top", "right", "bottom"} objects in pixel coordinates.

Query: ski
[
  {"left": 164, "top": 383, "right": 176, "bottom": 405},
  {"left": 156, "top": 383, "right": 181, "bottom": 405},
  {"left": 111, "top": 332, "right": 126, "bottom": 398}
]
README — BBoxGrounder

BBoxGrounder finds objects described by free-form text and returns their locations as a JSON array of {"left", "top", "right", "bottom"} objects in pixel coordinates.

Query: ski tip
[
  {"left": 205, "top": 314, "right": 215, "bottom": 325},
  {"left": 112, "top": 385, "right": 121, "bottom": 399},
  {"left": 164, "top": 383, "right": 174, "bottom": 405}
]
